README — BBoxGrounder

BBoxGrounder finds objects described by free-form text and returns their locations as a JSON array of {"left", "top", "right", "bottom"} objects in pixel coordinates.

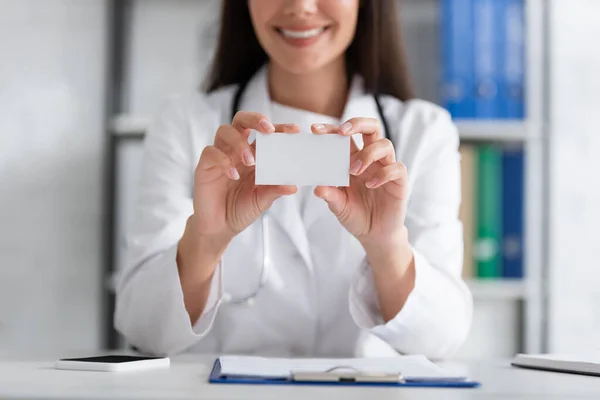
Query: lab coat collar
[{"left": 240, "top": 64, "right": 382, "bottom": 266}]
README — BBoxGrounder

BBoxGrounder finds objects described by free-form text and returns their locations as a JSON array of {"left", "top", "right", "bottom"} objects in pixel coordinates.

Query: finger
[
  {"left": 314, "top": 186, "right": 347, "bottom": 217},
  {"left": 365, "top": 162, "right": 408, "bottom": 190},
  {"left": 311, "top": 123, "right": 339, "bottom": 135},
  {"left": 338, "top": 117, "right": 383, "bottom": 147},
  {"left": 215, "top": 125, "right": 256, "bottom": 167},
  {"left": 273, "top": 123, "right": 301, "bottom": 133},
  {"left": 255, "top": 185, "right": 298, "bottom": 212},
  {"left": 349, "top": 139, "right": 396, "bottom": 176},
  {"left": 232, "top": 111, "right": 275, "bottom": 135},
  {"left": 198, "top": 146, "right": 240, "bottom": 180}
]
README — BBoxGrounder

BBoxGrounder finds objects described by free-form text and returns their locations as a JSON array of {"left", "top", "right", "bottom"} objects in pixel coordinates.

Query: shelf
[
  {"left": 466, "top": 279, "right": 528, "bottom": 300},
  {"left": 110, "top": 115, "right": 542, "bottom": 142},
  {"left": 105, "top": 275, "right": 528, "bottom": 301},
  {"left": 455, "top": 120, "right": 540, "bottom": 142},
  {"left": 110, "top": 114, "right": 150, "bottom": 137}
]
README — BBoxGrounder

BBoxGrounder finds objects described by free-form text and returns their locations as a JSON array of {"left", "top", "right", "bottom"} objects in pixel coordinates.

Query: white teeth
[{"left": 280, "top": 27, "right": 325, "bottom": 39}]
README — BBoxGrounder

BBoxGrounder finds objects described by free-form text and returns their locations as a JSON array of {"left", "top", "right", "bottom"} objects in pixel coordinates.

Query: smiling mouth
[{"left": 275, "top": 26, "right": 330, "bottom": 39}]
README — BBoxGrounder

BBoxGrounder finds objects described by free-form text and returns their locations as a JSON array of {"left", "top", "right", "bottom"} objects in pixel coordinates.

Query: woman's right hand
[
  {"left": 177, "top": 112, "right": 298, "bottom": 317},
  {"left": 193, "top": 111, "right": 299, "bottom": 239}
]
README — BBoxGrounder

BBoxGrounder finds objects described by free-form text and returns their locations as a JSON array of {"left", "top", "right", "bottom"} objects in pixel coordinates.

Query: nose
[{"left": 283, "top": 0, "right": 318, "bottom": 17}]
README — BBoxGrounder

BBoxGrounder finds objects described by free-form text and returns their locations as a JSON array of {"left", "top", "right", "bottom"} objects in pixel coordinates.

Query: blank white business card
[{"left": 255, "top": 133, "right": 350, "bottom": 186}]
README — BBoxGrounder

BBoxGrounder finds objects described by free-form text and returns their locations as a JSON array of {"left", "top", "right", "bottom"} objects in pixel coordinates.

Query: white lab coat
[{"left": 114, "top": 66, "right": 473, "bottom": 360}]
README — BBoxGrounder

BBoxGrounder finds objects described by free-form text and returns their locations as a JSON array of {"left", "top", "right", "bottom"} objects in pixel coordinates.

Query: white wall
[
  {"left": 547, "top": 0, "right": 600, "bottom": 355},
  {"left": 0, "top": 0, "right": 106, "bottom": 352},
  {"left": 126, "top": 0, "right": 219, "bottom": 115}
]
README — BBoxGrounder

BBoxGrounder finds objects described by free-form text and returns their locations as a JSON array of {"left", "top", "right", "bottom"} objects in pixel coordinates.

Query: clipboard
[{"left": 208, "top": 359, "right": 481, "bottom": 388}]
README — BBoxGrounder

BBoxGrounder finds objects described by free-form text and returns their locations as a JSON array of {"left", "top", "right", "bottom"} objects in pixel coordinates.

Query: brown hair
[{"left": 204, "top": 0, "right": 414, "bottom": 101}]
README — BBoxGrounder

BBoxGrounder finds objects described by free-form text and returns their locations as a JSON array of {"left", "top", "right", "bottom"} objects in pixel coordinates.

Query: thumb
[
  {"left": 255, "top": 185, "right": 297, "bottom": 212},
  {"left": 314, "top": 186, "right": 347, "bottom": 217}
]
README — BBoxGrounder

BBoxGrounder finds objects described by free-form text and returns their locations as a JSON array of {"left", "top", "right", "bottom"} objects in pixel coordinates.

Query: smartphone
[{"left": 54, "top": 355, "right": 170, "bottom": 372}]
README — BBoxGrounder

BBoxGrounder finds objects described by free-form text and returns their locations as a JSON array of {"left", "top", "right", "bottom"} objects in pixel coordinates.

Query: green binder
[{"left": 475, "top": 145, "right": 502, "bottom": 278}]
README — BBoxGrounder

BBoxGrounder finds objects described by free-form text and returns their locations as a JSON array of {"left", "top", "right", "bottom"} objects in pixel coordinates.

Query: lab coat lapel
[
  {"left": 302, "top": 76, "right": 383, "bottom": 230},
  {"left": 241, "top": 66, "right": 314, "bottom": 270}
]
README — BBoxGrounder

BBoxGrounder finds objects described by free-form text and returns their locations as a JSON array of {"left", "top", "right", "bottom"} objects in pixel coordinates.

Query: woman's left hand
[{"left": 311, "top": 118, "right": 409, "bottom": 246}]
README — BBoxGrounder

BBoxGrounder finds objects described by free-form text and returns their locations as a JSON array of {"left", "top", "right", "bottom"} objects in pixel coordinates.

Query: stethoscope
[{"left": 222, "top": 75, "right": 392, "bottom": 306}]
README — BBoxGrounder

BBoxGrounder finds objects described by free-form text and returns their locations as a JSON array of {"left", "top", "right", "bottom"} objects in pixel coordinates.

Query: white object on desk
[
  {"left": 54, "top": 355, "right": 170, "bottom": 372},
  {"left": 512, "top": 353, "right": 600, "bottom": 377},
  {"left": 255, "top": 132, "right": 350, "bottom": 186},
  {"left": 217, "top": 355, "right": 467, "bottom": 382}
]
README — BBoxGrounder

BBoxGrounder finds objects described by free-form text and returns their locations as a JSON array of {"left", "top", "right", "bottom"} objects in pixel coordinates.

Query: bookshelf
[
  {"left": 466, "top": 279, "right": 529, "bottom": 301},
  {"left": 456, "top": 121, "right": 540, "bottom": 142},
  {"left": 400, "top": 0, "right": 547, "bottom": 357},
  {"left": 103, "top": 0, "right": 549, "bottom": 357},
  {"left": 110, "top": 114, "right": 150, "bottom": 137}
]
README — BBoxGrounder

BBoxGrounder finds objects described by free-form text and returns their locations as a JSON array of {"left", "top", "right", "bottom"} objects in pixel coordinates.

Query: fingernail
[
  {"left": 313, "top": 124, "right": 325, "bottom": 130},
  {"left": 260, "top": 119, "right": 275, "bottom": 133},
  {"left": 366, "top": 178, "right": 378, "bottom": 188},
  {"left": 350, "top": 159, "right": 362, "bottom": 175},
  {"left": 339, "top": 122, "right": 352, "bottom": 134},
  {"left": 229, "top": 167, "right": 240, "bottom": 180},
  {"left": 242, "top": 149, "right": 255, "bottom": 166}
]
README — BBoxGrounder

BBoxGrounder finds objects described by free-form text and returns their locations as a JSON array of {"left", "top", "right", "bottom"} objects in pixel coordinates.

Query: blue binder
[
  {"left": 473, "top": 0, "right": 502, "bottom": 118},
  {"left": 502, "top": 0, "right": 526, "bottom": 119},
  {"left": 441, "top": 0, "right": 475, "bottom": 119},
  {"left": 502, "top": 147, "right": 525, "bottom": 278},
  {"left": 208, "top": 358, "right": 481, "bottom": 388}
]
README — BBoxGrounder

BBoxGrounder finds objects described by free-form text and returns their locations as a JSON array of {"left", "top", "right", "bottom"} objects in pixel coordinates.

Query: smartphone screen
[{"left": 60, "top": 355, "right": 164, "bottom": 363}]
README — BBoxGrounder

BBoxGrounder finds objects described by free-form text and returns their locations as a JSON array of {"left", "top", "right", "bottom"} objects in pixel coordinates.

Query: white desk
[{"left": 1, "top": 355, "right": 600, "bottom": 399}]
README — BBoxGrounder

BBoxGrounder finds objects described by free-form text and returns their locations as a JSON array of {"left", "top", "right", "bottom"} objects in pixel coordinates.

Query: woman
[{"left": 115, "top": 0, "right": 472, "bottom": 360}]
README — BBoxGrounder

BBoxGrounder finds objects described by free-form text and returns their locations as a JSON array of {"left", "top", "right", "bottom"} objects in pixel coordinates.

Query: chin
[{"left": 273, "top": 56, "right": 336, "bottom": 76}]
